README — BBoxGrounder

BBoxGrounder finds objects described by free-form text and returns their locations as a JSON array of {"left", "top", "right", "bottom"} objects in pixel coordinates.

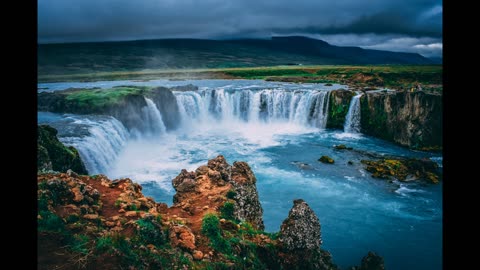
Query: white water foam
[{"left": 59, "top": 116, "right": 130, "bottom": 174}]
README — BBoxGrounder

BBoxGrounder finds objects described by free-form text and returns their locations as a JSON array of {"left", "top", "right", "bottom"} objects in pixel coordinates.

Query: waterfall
[
  {"left": 142, "top": 97, "right": 167, "bottom": 135},
  {"left": 174, "top": 88, "right": 331, "bottom": 128},
  {"left": 344, "top": 93, "right": 363, "bottom": 133},
  {"left": 55, "top": 116, "right": 130, "bottom": 175}
]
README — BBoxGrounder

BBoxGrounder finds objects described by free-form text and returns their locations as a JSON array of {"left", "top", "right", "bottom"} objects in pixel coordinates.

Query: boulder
[
  {"left": 169, "top": 225, "right": 196, "bottom": 251},
  {"left": 172, "top": 169, "right": 197, "bottom": 203},
  {"left": 334, "top": 144, "right": 353, "bottom": 150},
  {"left": 207, "top": 155, "right": 231, "bottom": 183},
  {"left": 192, "top": 250, "right": 203, "bottom": 260},
  {"left": 319, "top": 155, "right": 335, "bottom": 164},
  {"left": 361, "top": 157, "right": 441, "bottom": 183}
]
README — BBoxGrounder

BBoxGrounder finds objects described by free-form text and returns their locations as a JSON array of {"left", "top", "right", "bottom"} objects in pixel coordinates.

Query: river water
[{"left": 38, "top": 79, "right": 442, "bottom": 270}]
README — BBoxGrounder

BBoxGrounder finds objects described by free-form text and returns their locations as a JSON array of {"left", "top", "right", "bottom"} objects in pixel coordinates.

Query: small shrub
[
  {"left": 177, "top": 253, "right": 192, "bottom": 268},
  {"left": 202, "top": 213, "right": 232, "bottom": 254},
  {"left": 71, "top": 234, "right": 90, "bottom": 254},
  {"left": 239, "top": 222, "right": 260, "bottom": 237},
  {"left": 202, "top": 213, "right": 221, "bottom": 237},
  {"left": 136, "top": 217, "right": 165, "bottom": 246},
  {"left": 96, "top": 235, "right": 113, "bottom": 253},
  {"left": 38, "top": 193, "right": 50, "bottom": 212},
  {"left": 226, "top": 189, "right": 237, "bottom": 199},
  {"left": 38, "top": 210, "right": 65, "bottom": 233},
  {"left": 220, "top": 201, "right": 236, "bottom": 221},
  {"left": 114, "top": 200, "right": 122, "bottom": 208}
]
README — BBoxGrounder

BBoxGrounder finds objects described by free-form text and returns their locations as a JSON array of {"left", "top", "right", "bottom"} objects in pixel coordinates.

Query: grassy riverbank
[{"left": 38, "top": 65, "right": 442, "bottom": 92}]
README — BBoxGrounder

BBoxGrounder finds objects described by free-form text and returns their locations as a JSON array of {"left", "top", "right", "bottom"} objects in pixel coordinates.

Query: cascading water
[
  {"left": 37, "top": 113, "right": 130, "bottom": 175},
  {"left": 344, "top": 93, "right": 363, "bottom": 133},
  {"left": 142, "top": 97, "right": 167, "bottom": 135},
  {"left": 174, "top": 88, "right": 331, "bottom": 128},
  {"left": 38, "top": 80, "right": 442, "bottom": 270},
  {"left": 38, "top": 98, "right": 168, "bottom": 173}
]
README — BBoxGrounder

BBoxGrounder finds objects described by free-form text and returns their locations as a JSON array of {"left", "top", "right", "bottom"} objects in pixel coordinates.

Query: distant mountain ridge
[{"left": 38, "top": 36, "right": 433, "bottom": 75}]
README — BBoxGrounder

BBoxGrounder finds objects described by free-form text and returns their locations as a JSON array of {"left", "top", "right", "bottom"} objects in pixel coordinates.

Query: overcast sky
[{"left": 38, "top": 0, "right": 442, "bottom": 57}]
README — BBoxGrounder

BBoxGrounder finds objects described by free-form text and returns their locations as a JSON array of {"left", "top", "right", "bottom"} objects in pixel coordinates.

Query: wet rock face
[
  {"left": 37, "top": 86, "right": 183, "bottom": 131},
  {"left": 37, "top": 125, "right": 88, "bottom": 174},
  {"left": 107, "top": 94, "right": 149, "bottom": 131},
  {"left": 230, "top": 161, "right": 264, "bottom": 230},
  {"left": 279, "top": 199, "right": 322, "bottom": 251},
  {"left": 360, "top": 91, "right": 442, "bottom": 149},
  {"left": 146, "top": 87, "right": 181, "bottom": 130},
  {"left": 327, "top": 89, "right": 356, "bottom": 129}
]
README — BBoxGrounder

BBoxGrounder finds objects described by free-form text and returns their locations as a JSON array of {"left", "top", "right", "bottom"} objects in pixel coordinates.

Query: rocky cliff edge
[{"left": 38, "top": 155, "right": 383, "bottom": 269}]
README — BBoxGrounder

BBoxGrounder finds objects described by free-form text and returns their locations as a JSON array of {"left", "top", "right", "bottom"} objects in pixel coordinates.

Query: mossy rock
[
  {"left": 334, "top": 144, "right": 353, "bottom": 150},
  {"left": 327, "top": 90, "right": 356, "bottom": 129},
  {"left": 361, "top": 158, "right": 441, "bottom": 183},
  {"left": 318, "top": 156, "right": 334, "bottom": 164},
  {"left": 37, "top": 125, "right": 88, "bottom": 174}
]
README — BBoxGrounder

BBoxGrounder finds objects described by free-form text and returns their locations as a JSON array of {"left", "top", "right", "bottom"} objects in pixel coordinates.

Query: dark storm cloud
[
  {"left": 38, "top": 0, "right": 442, "bottom": 57},
  {"left": 281, "top": 11, "right": 441, "bottom": 37}
]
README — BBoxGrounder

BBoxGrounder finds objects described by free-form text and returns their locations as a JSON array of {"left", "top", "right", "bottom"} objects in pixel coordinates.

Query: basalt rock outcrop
[
  {"left": 360, "top": 90, "right": 442, "bottom": 150},
  {"left": 324, "top": 88, "right": 441, "bottom": 150}
]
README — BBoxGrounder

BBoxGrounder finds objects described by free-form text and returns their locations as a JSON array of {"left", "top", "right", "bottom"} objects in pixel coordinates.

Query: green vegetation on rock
[
  {"left": 334, "top": 144, "right": 353, "bottom": 150},
  {"left": 319, "top": 155, "right": 335, "bottom": 164},
  {"left": 360, "top": 91, "right": 442, "bottom": 149},
  {"left": 37, "top": 125, "right": 88, "bottom": 174},
  {"left": 327, "top": 90, "right": 356, "bottom": 129},
  {"left": 38, "top": 86, "right": 152, "bottom": 114},
  {"left": 360, "top": 94, "right": 391, "bottom": 141},
  {"left": 64, "top": 86, "right": 150, "bottom": 108},
  {"left": 361, "top": 158, "right": 441, "bottom": 183},
  {"left": 220, "top": 201, "right": 236, "bottom": 221},
  {"left": 37, "top": 155, "right": 385, "bottom": 270}
]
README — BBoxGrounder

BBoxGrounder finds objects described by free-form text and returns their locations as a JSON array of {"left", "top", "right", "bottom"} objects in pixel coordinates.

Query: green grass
[
  {"left": 219, "top": 201, "right": 236, "bottom": 221},
  {"left": 64, "top": 86, "right": 151, "bottom": 107},
  {"left": 224, "top": 65, "right": 442, "bottom": 90},
  {"left": 136, "top": 217, "right": 166, "bottom": 246},
  {"left": 38, "top": 65, "right": 442, "bottom": 92},
  {"left": 222, "top": 68, "right": 314, "bottom": 78},
  {"left": 201, "top": 213, "right": 232, "bottom": 254}
]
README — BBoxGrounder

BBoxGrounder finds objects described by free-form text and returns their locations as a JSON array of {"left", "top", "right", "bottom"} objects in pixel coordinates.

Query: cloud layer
[{"left": 38, "top": 0, "right": 442, "bottom": 57}]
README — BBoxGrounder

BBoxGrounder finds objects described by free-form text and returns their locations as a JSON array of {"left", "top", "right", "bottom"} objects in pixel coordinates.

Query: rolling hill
[{"left": 38, "top": 36, "right": 433, "bottom": 76}]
